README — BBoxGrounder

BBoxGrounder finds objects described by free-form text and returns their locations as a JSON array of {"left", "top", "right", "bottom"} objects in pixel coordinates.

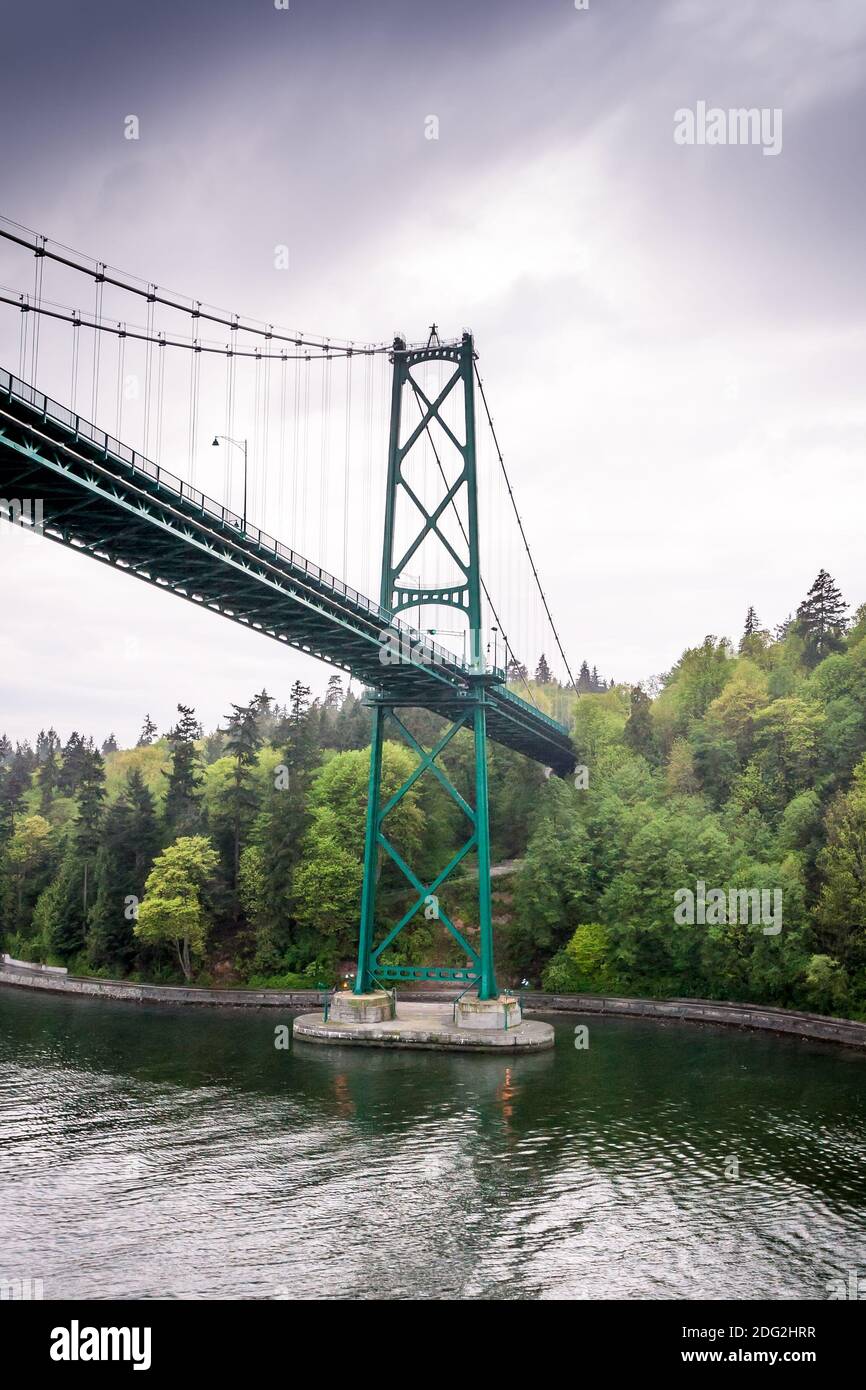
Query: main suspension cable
[
  {"left": 406, "top": 378, "right": 537, "bottom": 705},
  {"left": 474, "top": 362, "right": 579, "bottom": 697},
  {"left": 0, "top": 220, "right": 391, "bottom": 356},
  {"left": 0, "top": 291, "right": 371, "bottom": 362}
]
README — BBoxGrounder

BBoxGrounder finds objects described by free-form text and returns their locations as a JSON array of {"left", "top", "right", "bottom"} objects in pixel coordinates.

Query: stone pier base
[
  {"left": 294, "top": 998, "right": 554, "bottom": 1052},
  {"left": 328, "top": 989, "right": 395, "bottom": 1024},
  {"left": 455, "top": 993, "right": 522, "bottom": 1031}
]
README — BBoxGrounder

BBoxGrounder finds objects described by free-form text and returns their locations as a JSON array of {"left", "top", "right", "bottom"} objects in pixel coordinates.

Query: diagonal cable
[{"left": 474, "top": 362, "right": 580, "bottom": 697}]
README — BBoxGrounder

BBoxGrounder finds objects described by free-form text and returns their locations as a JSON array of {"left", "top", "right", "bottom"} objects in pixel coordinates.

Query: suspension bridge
[{"left": 0, "top": 217, "right": 577, "bottom": 1005}]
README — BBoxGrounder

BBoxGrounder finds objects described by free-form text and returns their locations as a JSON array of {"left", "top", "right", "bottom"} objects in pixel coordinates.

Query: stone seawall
[
  {"left": 0, "top": 963, "right": 322, "bottom": 1009},
  {"left": 1, "top": 962, "right": 865, "bottom": 1049},
  {"left": 533, "top": 991, "right": 866, "bottom": 1050}
]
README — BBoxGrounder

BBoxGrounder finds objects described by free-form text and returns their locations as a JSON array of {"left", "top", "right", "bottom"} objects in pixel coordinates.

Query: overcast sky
[{"left": 1, "top": 0, "right": 865, "bottom": 746}]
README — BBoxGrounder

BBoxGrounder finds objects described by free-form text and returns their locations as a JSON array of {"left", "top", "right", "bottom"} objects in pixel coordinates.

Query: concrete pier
[
  {"left": 293, "top": 998, "right": 555, "bottom": 1052},
  {"left": 328, "top": 990, "right": 395, "bottom": 1023}
]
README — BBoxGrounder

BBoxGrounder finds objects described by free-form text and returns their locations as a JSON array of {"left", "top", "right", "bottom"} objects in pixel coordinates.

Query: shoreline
[{"left": 2, "top": 960, "right": 865, "bottom": 1050}]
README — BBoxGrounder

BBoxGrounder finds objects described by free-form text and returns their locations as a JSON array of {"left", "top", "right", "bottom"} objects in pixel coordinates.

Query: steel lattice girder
[{"left": 368, "top": 706, "right": 481, "bottom": 973}]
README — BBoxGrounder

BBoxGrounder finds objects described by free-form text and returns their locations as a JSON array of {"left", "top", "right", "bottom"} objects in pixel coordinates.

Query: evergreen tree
[
  {"left": 59, "top": 732, "right": 98, "bottom": 795},
  {"left": 202, "top": 729, "right": 228, "bottom": 764},
  {"left": 37, "top": 748, "right": 61, "bottom": 813},
  {"left": 164, "top": 704, "right": 204, "bottom": 836},
  {"left": 248, "top": 682, "right": 320, "bottom": 970},
  {"left": 34, "top": 729, "right": 61, "bottom": 812},
  {"left": 221, "top": 702, "right": 263, "bottom": 884},
  {"left": 101, "top": 733, "right": 119, "bottom": 755},
  {"left": 0, "top": 745, "right": 36, "bottom": 842},
  {"left": 87, "top": 769, "right": 159, "bottom": 970},
  {"left": 251, "top": 689, "right": 279, "bottom": 745},
  {"left": 36, "top": 728, "right": 58, "bottom": 763},
  {"left": 324, "top": 674, "right": 343, "bottom": 708},
  {"left": 624, "top": 685, "right": 657, "bottom": 761},
  {"left": 506, "top": 656, "right": 529, "bottom": 684},
  {"left": 330, "top": 690, "right": 371, "bottom": 752},
  {"left": 44, "top": 749, "right": 106, "bottom": 960},
  {"left": 535, "top": 654, "right": 553, "bottom": 684},
  {"left": 0, "top": 756, "right": 18, "bottom": 849},
  {"left": 796, "top": 569, "right": 848, "bottom": 666},
  {"left": 277, "top": 680, "right": 313, "bottom": 747},
  {"left": 577, "top": 660, "right": 592, "bottom": 693},
  {"left": 740, "top": 606, "right": 771, "bottom": 657},
  {"left": 59, "top": 732, "right": 82, "bottom": 794},
  {"left": 137, "top": 714, "right": 158, "bottom": 747},
  {"left": 814, "top": 762, "right": 866, "bottom": 975}
]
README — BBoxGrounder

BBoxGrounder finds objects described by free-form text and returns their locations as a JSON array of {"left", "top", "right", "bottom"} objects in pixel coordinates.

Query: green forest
[{"left": 2, "top": 568, "right": 865, "bottom": 1019}]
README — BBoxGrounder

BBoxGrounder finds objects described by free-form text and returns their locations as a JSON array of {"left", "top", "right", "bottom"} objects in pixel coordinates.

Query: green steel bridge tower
[{"left": 354, "top": 331, "right": 502, "bottom": 1000}]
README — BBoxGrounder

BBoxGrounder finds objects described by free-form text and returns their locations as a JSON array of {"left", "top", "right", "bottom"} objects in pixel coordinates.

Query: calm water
[{"left": 1, "top": 985, "right": 864, "bottom": 1300}]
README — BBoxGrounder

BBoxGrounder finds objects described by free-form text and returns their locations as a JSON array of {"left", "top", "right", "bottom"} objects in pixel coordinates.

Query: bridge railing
[{"left": 496, "top": 683, "right": 571, "bottom": 734}]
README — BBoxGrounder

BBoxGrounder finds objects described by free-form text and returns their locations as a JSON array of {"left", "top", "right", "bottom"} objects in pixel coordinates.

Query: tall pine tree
[
  {"left": 137, "top": 714, "right": 158, "bottom": 747},
  {"left": 796, "top": 569, "right": 847, "bottom": 667},
  {"left": 87, "top": 769, "right": 159, "bottom": 970},
  {"left": 164, "top": 704, "right": 204, "bottom": 835},
  {"left": 221, "top": 702, "right": 263, "bottom": 885}
]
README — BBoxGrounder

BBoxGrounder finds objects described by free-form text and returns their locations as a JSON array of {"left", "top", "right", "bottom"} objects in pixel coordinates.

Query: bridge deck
[{"left": 0, "top": 368, "right": 575, "bottom": 775}]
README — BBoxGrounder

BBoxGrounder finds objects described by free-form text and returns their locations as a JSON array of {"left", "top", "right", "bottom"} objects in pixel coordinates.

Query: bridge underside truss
[{"left": 0, "top": 367, "right": 575, "bottom": 776}]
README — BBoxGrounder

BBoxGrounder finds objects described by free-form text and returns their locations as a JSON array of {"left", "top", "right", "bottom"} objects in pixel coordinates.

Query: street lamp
[{"left": 212, "top": 434, "right": 248, "bottom": 531}]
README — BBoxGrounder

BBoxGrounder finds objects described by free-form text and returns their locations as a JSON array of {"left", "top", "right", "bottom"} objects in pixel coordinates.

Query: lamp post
[{"left": 211, "top": 434, "right": 248, "bottom": 531}]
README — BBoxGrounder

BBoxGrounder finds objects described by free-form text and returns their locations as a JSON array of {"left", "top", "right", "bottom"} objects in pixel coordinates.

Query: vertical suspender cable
[
  {"left": 278, "top": 350, "right": 288, "bottom": 536},
  {"left": 223, "top": 349, "right": 232, "bottom": 500},
  {"left": 18, "top": 297, "right": 28, "bottom": 379},
  {"left": 319, "top": 352, "right": 330, "bottom": 563},
  {"left": 251, "top": 349, "right": 262, "bottom": 520},
  {"left": 91, "top": 268, "right": 105, "bottom": 421},
  {"left": 262, "top": 337, "right": 272, "bottom": 523},
  {"left": 143, "top": 287, "right": 155, "bottom": 455},
  {"left": 70, "top": 311, "right": 80, "bottom": 414},
  {"left": 343, "top": 349, "right": 352, "bottom": 580},
  {"left": 29, "top": 240, "right": 45, "bottom": 384},
  {"left": 292, "top": 348, "right": 301, "bottom": 538},
  {"left": 362, "top": 349, "right": 372, "bottom": 595},
  {"left": 116, "top": 324, "right": 126, "bottom": 437},
  {"left": 301, "top": 355, "right": 310, "bottom": 552},
  {"left": 155, "top": 335, "right": 166, "bottom": 463},
  {"left": 227, "top": 318, "right": 238, "bottom": 513}
]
